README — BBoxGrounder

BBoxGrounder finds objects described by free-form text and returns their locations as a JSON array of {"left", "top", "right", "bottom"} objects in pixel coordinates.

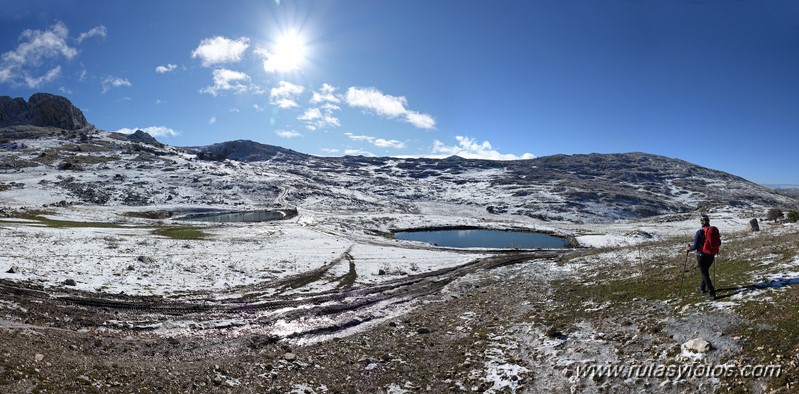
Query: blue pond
[{"left": 393, "top": 229, "right": 570, "bottom": 249}]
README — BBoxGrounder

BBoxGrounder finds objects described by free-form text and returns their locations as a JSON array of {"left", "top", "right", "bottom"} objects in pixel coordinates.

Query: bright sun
[{"left": 268, "top": 29, "right": 307, "bottom": 73}]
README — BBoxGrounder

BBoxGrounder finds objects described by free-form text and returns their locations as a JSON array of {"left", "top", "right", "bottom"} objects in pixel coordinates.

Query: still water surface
[{"left": 394, "top": 229, "right": 569, "bottom": 249}]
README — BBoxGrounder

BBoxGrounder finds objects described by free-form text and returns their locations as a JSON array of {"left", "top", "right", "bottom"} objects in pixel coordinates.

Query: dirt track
[{"left": 0, "top": 250, "right": 566, "bottom": 393}]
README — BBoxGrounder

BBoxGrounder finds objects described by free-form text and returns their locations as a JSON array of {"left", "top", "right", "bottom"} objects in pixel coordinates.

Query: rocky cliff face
[{"left": 0, "top": 93, "right": 90, "bottom": 130}]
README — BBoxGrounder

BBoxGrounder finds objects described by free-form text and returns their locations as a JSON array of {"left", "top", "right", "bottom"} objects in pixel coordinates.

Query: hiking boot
[
  {"left": 707, "top": 293, "right": 716, "bottom": 300},
  {"left": 697, "top": 286, "right": 708, "bottom": 293}
]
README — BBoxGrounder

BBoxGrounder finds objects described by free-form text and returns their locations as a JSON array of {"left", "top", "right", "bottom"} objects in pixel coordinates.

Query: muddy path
[{"left": 0, "top": 249, "right": 567, "bottom": 341}]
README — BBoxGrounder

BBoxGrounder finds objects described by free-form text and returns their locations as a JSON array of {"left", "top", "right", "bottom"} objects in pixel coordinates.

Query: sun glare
[{"left": 269, "top": 29, "right": 307, "bottom": 73}]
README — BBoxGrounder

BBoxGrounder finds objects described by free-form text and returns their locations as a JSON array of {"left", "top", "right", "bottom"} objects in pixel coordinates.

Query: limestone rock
[
  {"left": 0, "top": 93, "right": 90, "bottom": 130},
  {"left": 683, "top": 338, "right": 711, "bottom": 353}
]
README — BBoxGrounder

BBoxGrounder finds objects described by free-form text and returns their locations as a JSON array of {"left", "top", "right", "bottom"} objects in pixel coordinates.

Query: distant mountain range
[{"left": 1, "top": 93, "right": 796, "bottom": 223}]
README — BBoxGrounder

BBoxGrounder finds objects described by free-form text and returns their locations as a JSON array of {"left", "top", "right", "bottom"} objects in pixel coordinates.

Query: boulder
[
  {"left": 683, "top": 338, "right": 711, "bottom": 353},
  {"left": 748, "top": 218, "right": 760, "bottom": 232}
]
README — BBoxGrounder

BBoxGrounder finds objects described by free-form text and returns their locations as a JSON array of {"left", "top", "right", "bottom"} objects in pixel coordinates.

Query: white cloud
[
  {"left": 276, "top": 129, "right": 301, "bottom": 138},
  {"left": 76, "top": 25, "right": 107, "bottom": 43},
  {"left": 405, "top": 111, "right": 436, "bottom": 129},
  {"left": 345, "top": 87, "right": 435, "bottom": 130},
  {"left": 311, "top": 83, "right": 341, "bottom": 105},
  {"left": 345, "top": 132, "right": 406, "bottom": 149},
  {"left": 112, "top": 126, "right": 179, "bottom": 138},
  {"left": 200, "top": 68, "right": 251, "bottom": 96},
  {"left": 269, "top": 81, "right": 304, "bottom": 108},
  {"left": 1, "top": 21, "right": 77, "bottom": 87},
  {"left": 432, "top": 136, "right": 536, "bottom": 161},
  {"left": 299, "top": 107, "right": 340, "bottom": 130},
  {"left": 344, "top": 149, "right": 375, "bottom": 157},
  {"left": 320, "top": 148, "right": 340, "bottom": 154},
  {"left": 346, "top": 87, "right": 407, "bottom": 117},
  {"left": 101, "top": 76, "right": 132, "bottom": 93},
  {"left": 24, "top": 66, "right": 61, "bottom": 88},
  {"left": 192, "top": 36, "right": 249, "bottom": 67},
  {"left": 252, "top": 104, "right": 263, "bottom": 112},
  {"left": 209, "top": 116, "right": 217, "bottom": 125},
  {"left": 155, "top": 64, "right": 177, "bottom": 73}
]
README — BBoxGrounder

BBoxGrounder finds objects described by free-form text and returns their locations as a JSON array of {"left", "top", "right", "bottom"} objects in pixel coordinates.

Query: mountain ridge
[{"left": 1, "top": 93, "right": 795, "bottom": 223}]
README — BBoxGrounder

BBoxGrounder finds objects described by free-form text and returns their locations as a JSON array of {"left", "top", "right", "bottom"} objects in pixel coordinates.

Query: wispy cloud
[
  {"left": 345, "top": 132, "right": 406, "bottom": 149},
  {"left": 200, "top": 68, "right": 251, "bottom": 96},
  {"left": 298, "top": 107, "right": 340, "bottom": 130},
  {"left": 209, "top": 116, "right": 217, "bottom": 125},
  {"left": 191, "top": 36, "right": 249, "bottom": 67},
  {"left": 269, "top": 81, "right": 304, "bottom": 108},
  {"left": 112, "top": 126, "right": 179, "bottom": 138},
  {"left": 101, "top": 76, "right": 132, "bottom": 93},
  {"left": 344, "top": 149, "right": 375, "bottom": 157},
  {"left": 297, "top": 83, "right": 343, "bottom": 130},
  {"left": 76, "top": 25, "right": 107, "bottom": 43},
  {"left": 311, "top": 83, "right": 341, "bottom": 105},
  {"left": 345, "top": 87, "right": 435, "bottom": 130},
  {"left": 155, "top": 63, "right": 177, "bottom": 73},
  {"left": 432, "top": 136, "right": 535, "bottom": 160},
  {"left": 24, "top": 66, "right": 62, "bottom": 88},
  {"left": 0, "top": 21, "right": 76, "bottom": 88},
  {"left": 276, "top": 129, "right": 301, "bottom": 138}
]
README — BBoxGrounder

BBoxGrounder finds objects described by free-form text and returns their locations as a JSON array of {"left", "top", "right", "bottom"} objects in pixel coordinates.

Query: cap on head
[{"left": 700, "top": 214, "right": 710, "bottom": 223}]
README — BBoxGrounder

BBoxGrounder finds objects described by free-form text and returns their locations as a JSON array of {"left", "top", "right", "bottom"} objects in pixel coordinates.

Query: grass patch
[
  {"left": 552, "top": 225, "right": 799, "bottom": 392},
  {"left": 122, "top": 210, "right": 173, "bottom": 220},
  {"left": 151, "top": 226, "right": 209, "bottom": 240},
  {"left": 8, "top": 210, "right": 124, "bottom": 229}
]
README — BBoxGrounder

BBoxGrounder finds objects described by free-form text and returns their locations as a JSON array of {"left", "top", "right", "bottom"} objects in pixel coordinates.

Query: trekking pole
[{"left": 678, "top": 249, "right": 689, "bottom": 297}]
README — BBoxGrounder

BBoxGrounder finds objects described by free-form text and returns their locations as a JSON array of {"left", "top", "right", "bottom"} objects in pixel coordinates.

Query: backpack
[{"left": 701, "top": 226, "right": 721, "bottom": 255}]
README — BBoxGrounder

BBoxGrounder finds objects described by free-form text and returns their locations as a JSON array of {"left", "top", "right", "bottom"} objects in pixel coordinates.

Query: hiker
[{"left": 686, "top": 214, "right": 721, "bottom": 299}]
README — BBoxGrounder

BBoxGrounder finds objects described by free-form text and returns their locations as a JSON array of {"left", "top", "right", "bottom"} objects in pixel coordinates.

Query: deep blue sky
[{"left": 2, "top": 1, "right": 798, "bottom": 185}]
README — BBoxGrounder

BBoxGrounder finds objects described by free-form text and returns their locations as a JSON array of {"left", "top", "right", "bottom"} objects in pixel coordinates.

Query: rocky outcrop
[
  {"left": 123, "top": 130, "right": 162, "bottom": 147},
  {"left": 0, "top": 93, "right": 90, "bottom": 130},
  {"left": 192, "top": 140, "right": 309, "bottom": 162}
]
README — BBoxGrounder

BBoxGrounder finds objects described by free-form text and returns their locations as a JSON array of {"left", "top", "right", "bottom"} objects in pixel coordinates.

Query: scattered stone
[
  {"left": 545, "top": 325, "right": 563, "bottom": 339},
  {"left": 127, "top": 265, "right": 135, "bottom": 271},
  {"left": 378, "top": 269, "right": 386, "bottom": 275},
  {"left": 683, "top": 338, "right": 711, "bottom": 353},
  {"left": 137, "top": 255, "right": 155, "bottom": 264},
  {"left": 6, "top": 266, "right": 19, "bottom": 274},
  {"left": 625, "top": 230, "right": 653, "bottom": 239},
  {"left": 64, "top": 278, "right": 77, "bottom": 286},
  {"left": 77, "top": 375, "right": 91, "bottom": 384},
  {"left": 284, "top": 352, "right": 297, "bottom": 362},
  {"left": 417, "top": 327, "right": 431, "bottom": 334},
  {"left": 748, "top": 218, "right": 760, "bottom": 232},
  {"left": 34, "top": 353, "right": 44, "bottom": 363}
]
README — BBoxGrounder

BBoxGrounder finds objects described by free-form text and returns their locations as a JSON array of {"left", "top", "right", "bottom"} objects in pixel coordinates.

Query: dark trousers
[{"left": 697, "top": 254, "right": 716, "bottom": 296}]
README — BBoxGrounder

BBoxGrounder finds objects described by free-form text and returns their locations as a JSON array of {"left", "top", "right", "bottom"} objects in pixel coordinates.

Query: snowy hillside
[{"left": 1, "top": 127, "right": 795, "bottom": 224}]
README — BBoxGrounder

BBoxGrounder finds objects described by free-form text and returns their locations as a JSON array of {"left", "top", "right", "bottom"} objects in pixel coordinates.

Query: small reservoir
[
  {"left": 394, "top": 229, "right": 570, "bottom": 249},
  {"left": 177, "top": 209, "right": 289, "bottom": 223}
]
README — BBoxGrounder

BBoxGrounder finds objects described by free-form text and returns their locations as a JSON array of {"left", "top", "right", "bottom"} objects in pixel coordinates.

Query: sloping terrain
[
  {"left": 1, "top": 93, "right": 798, "bottom": 393},
  {"left": 1, "top": 127, "right": 794, "bottom": 224}
]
